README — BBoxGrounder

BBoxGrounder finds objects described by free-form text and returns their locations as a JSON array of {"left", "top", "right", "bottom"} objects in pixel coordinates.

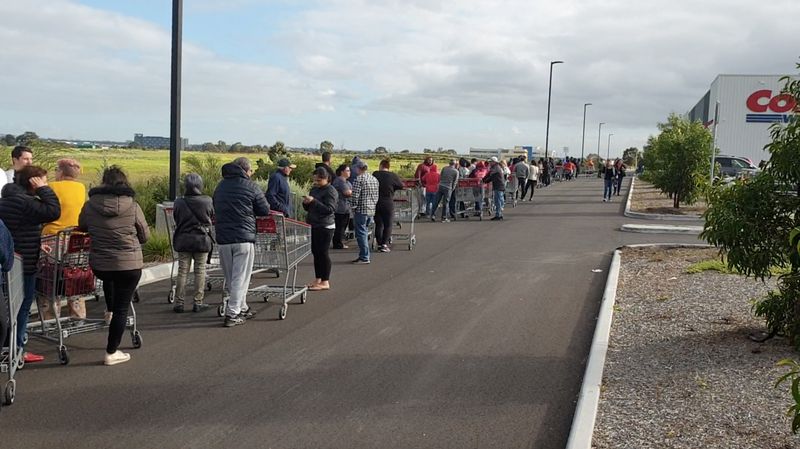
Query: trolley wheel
[
  {"left": 4, "top": 379, "right": 16, "bottom": 405},
  {"left": 279, "top": 304, "right": 287, "bottom": 320},
  {"left": 167, "top": 289, "right": 175, "bottom": 304},
  {"left": 300, "top": 291, "right": 307, "bottom": 304},
  {"left": 94, "top": 293, "right": 101, "bottom": 302},
  {"left": 206, "top": 282, "right": 213, "bottom": 291},
  {"left": 217, "top": 304, "right": 225, "bottom": 317},
  {"left": 131, "top": 331, "right": 142, "bottom": 349},
  {"left": 58, "top": 345, "right": 69, "bottom": 366},
  {"left": 16, "top": 355, "right": 24, "bottom": 370},
  {"left": 22, "top": 332, "right": 28, "bottom": 346},
  {"left": 263, "top": 295, "right": 269, "bottom": 303},
  {"left": 133, "top": 290, "right": 141, "bottom": 303}
]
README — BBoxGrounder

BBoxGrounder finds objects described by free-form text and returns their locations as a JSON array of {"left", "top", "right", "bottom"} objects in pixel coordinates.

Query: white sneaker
[{"left": 104, "top": 350, "right": 131, "bottom": 366}]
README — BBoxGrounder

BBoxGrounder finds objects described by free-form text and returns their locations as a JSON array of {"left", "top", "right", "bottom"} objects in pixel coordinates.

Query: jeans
[
  {"left": 175, "top": 252, "right": 207, "bottom": 306},
  {"left": 0, "top": 288, "right": 8, "bottom": 350},
  {"left": 374, "top": 200, "right": 394, "bottom": 247},
  {"left": 524, "top": 180, "right": 537, "bottom": 200},
  {"left": 448, "top": 191, "right": 457, "bottom": 218},
  {"left": 431, "top": 186, "right": 453, "bottom": 220},
  {"left": 604, "top": 178, "right": 614, "bottom": 199},
  {"left": 354, "top": 213, "right": 372, "bottom": 261},
  {"left": 311, "top": 227, "right": 334, "bottom": 281},
  {"left": 493, "top": 190, "right": 505, "bottom": 217},
  {"left": 15, "top": 274, "right": 36, "bottom": 350},
  {"left": 333, "top": 213, "right": 350, "bottom": 248},
  {"left": 425, "top": 192, "right": 437, "bottom": 216},
  {"left": 516, "top": 177, "right": 527, "bottom": 198},
  {"left": 615, "top": 177, "right": 624, "bottom": 195},
  {"left": 94, "top": 269, "right": 142, "bottom": 354},
  {"left": 218, "top": 242, "right": 255, "bottom": 318}
]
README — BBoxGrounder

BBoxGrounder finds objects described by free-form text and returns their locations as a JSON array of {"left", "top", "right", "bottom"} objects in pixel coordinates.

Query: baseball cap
[
  {"left": 277, "top": 158, "right": 297, "bottom": 169},
  {"left": 355, "top": 160, "right": 368, "bottom": 170},
  {"left": 490, "top": 156, "right": 499, "bottom": 163}
]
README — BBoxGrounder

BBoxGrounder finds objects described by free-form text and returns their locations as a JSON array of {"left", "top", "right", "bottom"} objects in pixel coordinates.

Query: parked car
[{"left": 715, "top": 155, "right": 760, "bottom": 179}]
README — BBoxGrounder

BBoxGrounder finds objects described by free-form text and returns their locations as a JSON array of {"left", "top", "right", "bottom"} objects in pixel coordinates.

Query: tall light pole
[
  {"left": 169, "top": 0, "right": 183, "bottom": 201},
  {"left": 607, "top": 133, "right": 614, "bottom": 160},
  {"left": 544, "top": 60, "right": 564, "bottom": 160},
  {"left": 581, "top": 103, "right": 592, "bottom": 173},
  {"left": 597, "top": 122, "right": 605, "bottom": 161}
]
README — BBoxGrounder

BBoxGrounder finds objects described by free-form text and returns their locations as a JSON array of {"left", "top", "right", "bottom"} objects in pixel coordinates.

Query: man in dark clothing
[
  {"left": 314, "top": 151, "right": 336, "bottom": 182},
  {"left": 266, "top": 158, "right": 296, "bottom": 218},
  {"left": 372, "top": 159, "right": 404, "bottom": 253},
  {"left": 213, "top": 158, "right": 270, "bottom": 327},
  {"left": 482, "top": 157, "right": 506, "bottom": 220}
]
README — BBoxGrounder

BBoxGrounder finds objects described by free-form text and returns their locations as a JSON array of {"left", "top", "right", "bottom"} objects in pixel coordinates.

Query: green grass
[
  {"left": 686, "top": 259, "right": 791, "bottom": 276},
  {"left": 142, "top": 231, "right": 173, "bottom": 263}
]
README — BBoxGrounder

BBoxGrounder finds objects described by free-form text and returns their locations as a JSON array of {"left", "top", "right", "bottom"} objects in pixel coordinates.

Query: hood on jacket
[
  {"left": 221, "top": 163, "right": 248, "bottom": 180},
  {"left": 87, "top": 185, "right": 136, "bottom": 217}
]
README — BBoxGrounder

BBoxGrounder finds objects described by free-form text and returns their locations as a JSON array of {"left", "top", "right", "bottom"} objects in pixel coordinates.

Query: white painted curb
[
  {"left": 565, "top": 250, "right": 621, "bottom": 449},
  {"left": 138, "top": 262, "right": 173, "bottom": 288},
  {"left": 620, "top": 224, "right": 702, "bottom": 235},
  {"left": 623, "top": 177, "right": 703, "bottom": 222}
]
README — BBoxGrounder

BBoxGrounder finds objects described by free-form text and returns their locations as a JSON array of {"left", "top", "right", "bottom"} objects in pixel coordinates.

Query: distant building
[
  {"left": 469, "top": 147, "right": 533, "bottom": 161},
  {"left": 134, "top": 133, "right": 188, "bottom": 149}
]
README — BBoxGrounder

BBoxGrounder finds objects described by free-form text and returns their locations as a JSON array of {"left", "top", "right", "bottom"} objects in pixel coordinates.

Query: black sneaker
[
  {"left": 239, "top": 308, "right": 256, "bottom": 320},
  {"left": 351, "top": 258, "right": 371, "bottom": 265},
  {"left": 192, "top": 303, "right": 210, "bottom": 313},
  {"left": 224, "top": 315, "right": 246, "bottom": 327},
  {"left": 173, "top": 305, "right": 184, "bottom": 313}
]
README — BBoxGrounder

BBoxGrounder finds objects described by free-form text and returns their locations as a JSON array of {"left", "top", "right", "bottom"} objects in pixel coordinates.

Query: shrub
[
  {"left": 132, "top": 175, "right": 170, "bottom": 226},
  {"left": 142, "top": 230, "right": 173, "bottom": 263},
  {"left": 183, "top": 154, "right": 222, "bottom": 197}
]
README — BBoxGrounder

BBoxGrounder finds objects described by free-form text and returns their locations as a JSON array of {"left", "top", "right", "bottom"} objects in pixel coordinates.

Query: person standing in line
[
  {"left": 315, "top": 151, "right": 336, "bottom": 182},
  {"left": 171, "top": 173, "right": 215, "bottom": 313},
  {"left": 0, "top": 146, "right": 34, "bottom": 197},
  {"left": 603, "top": 160, "right": 617, "bottom": 202},
  {"left": 470, "top": 161, "right": 489, "bottom": 216},
  {"left": 303, "top": 167, "right": 338, "bottom": 291},
  {"left": 331, "top": 164, "right": 352, "bottom": 250},
  {"left": 614, "top": 159, "right": 627, "bottom": 196},
  {"left": 0, "top": 166, "right": 60, "bottom": 364},
  {"left": 431, "top": 160, "right": 459, "bottom": 223},
  {"left": 523, "top": 158, "right": 540, "bottom": 201},
  {"left": 78, "top": 166, "right": 148, "bottom": 366},
  {"left": 483, "top": 157, "right": 506, "bottom": 220},
  {"left": 349, "top": 160, "right": 379, "bottom": 264},
  {"left": 348, "top": 156, "right": 362, "bottom": 185},
  {"left": 213, "top": 158, "right": 270, "bottom": 327},
  {"left": 373, "top": 159, "right": 404, "bottom": 253},
  {"left": 266, "top": 158, "right": 296, "bottom": 218},
  {"left": 414, "top": 156, "right": 434, "bottom": 217},
  {"left": 421, "top": 164, "right": 440, "bottom": 217},
  {"left": 514, "top": 155, "right": 529, "bottom": 200},
  {"left": 0, "top": 219, "right": 14, "bottom": 355},
  {"left": 40, "top": 158, "right": 87, "bottom": 321}
]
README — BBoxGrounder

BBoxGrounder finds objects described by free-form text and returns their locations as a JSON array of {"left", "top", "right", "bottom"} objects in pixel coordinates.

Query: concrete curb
[
  {"left": 620, "top": 224, "right": 702, "bottom": 235},
  {"left": 566, "top": 243, "right": 714, "bottom": 448},
  {"left": 623, "top": 177, "right": 703, "bottom": 222},
  {"left": 138, "top": 262, "right": 173, "bottom": 288},
  {"left": 565, "top": 250, "right": 621, "bottom": 449}
]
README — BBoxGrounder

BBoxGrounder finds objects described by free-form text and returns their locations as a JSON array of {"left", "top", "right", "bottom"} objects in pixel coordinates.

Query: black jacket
[
  {"left": 303, "top": 184, "right": 338, "bottom": 228},
  {"left": 373, "top": 170, "right": 404, "bottom": 202},
  {"left": 482, "top": 165, "right": 506, "bottom": 191},
  {"left": 212, "top": 163, "right": 270, "bottom": 245},
  {"left": 173, "top": 194, "right": 214, "bottom": 253},
  {"left": 0, "top": 183, "right": 61, "bottom": 274}
]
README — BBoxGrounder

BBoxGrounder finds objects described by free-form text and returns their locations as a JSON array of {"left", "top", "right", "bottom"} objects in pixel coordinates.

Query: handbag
[{"left": 185, "top": 203, "right": 215, "bottom": 263}]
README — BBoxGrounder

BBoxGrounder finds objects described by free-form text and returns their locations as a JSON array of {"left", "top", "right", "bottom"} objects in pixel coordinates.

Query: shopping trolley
[
  {"left": 504, "top": 176, "right": 518, "bottom": 208},
  {"left": 452, "top": 178, "right": 484, "bottom": 220},
  {"left": 31, "top": 229, "right": 140, "bottom": 365},
  {"left": 0, "top": 254, "right": 23, "bottom": 408},
  {"left": 390, "top": 180, "right": 418, "bottom": 250},
  {"left": 217, "top": 214, "right": 311, "bottom": 320}
]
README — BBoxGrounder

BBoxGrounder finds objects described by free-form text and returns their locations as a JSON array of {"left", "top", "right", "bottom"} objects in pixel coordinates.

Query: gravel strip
[
  {"left": 630, "top": 180, "right": 706, "bottom": 216},
  {"left": 593, "top": 247, "right": 799, "bottom": 448}
]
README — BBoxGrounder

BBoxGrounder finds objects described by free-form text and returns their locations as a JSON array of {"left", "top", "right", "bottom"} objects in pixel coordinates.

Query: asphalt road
[{"left": 1, "top": 177, "right": 701, "bottom": 448}]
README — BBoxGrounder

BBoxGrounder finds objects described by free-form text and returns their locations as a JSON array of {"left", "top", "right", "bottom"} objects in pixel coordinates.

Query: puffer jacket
[
  {"left": 173, "top": 194, "right": 214, "bottom": 253},
  {"left": 78, "top": 185, "right": 149, "bottom": 272},
  {"left": 0, "top": 183, "right": 61, "bottom": 274},
  {"left": 213, "top": 163, "right": 270, "bottom": 245}
]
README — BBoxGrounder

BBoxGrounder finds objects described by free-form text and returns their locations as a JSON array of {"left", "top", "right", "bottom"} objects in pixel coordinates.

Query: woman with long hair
[{"left": 303, "top": 167, "right": 338, "bottom": 291}]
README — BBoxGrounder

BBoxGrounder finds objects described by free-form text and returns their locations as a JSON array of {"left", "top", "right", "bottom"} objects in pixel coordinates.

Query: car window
[
  {"left": 716, "top": 158, "right": 732, "bottom": 167},
  {"left": 731, "top": 159, "right": 749, "bottom": 169}
]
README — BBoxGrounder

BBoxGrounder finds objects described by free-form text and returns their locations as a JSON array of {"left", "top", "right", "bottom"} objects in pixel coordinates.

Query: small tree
[
  {"left": 268, "top": 141, "right": 288, "bottom": 162},
  {"left": 3, "top": 134, "right": 15, "bottom": 146},
  {"left": 622, "top": 147, "right": 640, "bottom": 167},
  {"left": 644, "top": 114, "right": 713, "bottom": 208},
  {"left": 374, "top": 146, "right": 388, "bottom": 154},
  {"left": 16, "top": 131, "right": 39, "bottom": 146},
  {"left": 319, "top": 140, "right": 334, "bottom": 154}
]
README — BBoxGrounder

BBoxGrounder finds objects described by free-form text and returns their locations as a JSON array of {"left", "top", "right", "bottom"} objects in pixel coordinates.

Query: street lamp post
[
  {"left": 597, "top": 122, "right": 605, "bottom": 161},
  {"left": 544, "top": 60, "right": 564, "bottom": 160},
  {"left": 169, "top": 0, "right": 183, "bottom": 201},
  {"left": 581, "top": 103, "right": 592, "bottom": 174},
  {"left": 607, "top": 133, "right": 614, "bottom": 160}
]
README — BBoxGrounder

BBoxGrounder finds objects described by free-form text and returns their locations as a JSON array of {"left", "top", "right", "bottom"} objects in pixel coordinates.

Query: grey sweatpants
[{"left": 218, "top": 242, "right": 255, "bottom": 318}]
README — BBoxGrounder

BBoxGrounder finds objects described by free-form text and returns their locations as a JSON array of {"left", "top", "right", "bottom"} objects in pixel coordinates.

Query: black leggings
[
  {"left": 523, "top": 180, "right": 537, "bottom": 199},
  {"left": 333, "top": 213, "right": 349, "bottom": 248},
  {"left": 93, "top": 268, "right": 141, "bottom": 354},
  {"left": 311, "top": 227, "right": 334, "bottom": 281},
  {"left": 374, "top": 200, "right": 394, "bottom": 246}
]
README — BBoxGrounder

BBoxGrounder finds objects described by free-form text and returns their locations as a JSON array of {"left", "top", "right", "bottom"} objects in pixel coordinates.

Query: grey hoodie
[{"left": 78, "top": 185, "right": 150, "bottom": 272}]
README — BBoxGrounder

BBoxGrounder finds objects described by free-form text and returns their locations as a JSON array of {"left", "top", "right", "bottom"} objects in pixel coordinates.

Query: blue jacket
[
  {"left": 266, "top": 170, "right": 292, "bottom": 217},
  {"left": 212, "top": 163, "right": 270, "bottom": 245},
  {"left": 0, "top": 219, "right": 14, "bottom": 281}
]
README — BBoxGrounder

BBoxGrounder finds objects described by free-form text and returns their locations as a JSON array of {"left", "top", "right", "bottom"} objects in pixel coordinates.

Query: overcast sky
[{"left": 1, "top": 0, "right": 798, "bottom": 157}]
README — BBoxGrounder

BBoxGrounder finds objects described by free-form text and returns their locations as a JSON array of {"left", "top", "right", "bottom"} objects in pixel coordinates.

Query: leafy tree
[
  {"left": 642, "top": 114, "right": 713, "bottom": 208},
  {"left": 701, "top": 63, "right": 800, "bottom": 344},
  {"left": 16, "top": 131, "right": 39, "bottom": 146},
  {"left": 320, "top": 140, "right": 334, "bottom": 154},
  {"left": 3, "top": 134, "right": 15, "bottom": 146},
  {"left": 400, "top": 149, "right": 410, "bottom": 154},
  {"left": 200, "top": 142, "right": 218, "bottom": 152},
  {"left": 622, "top": 147, "right": 640, "bottom": 167},
  {"left": 374, "top": 146, "right": 388, "bottom": 154},
  {"left": 267, "top": 141, "right": 288, "bottom": 162},
  {"left": 230, "top": 142, "right": 244, "bottom": 153}
]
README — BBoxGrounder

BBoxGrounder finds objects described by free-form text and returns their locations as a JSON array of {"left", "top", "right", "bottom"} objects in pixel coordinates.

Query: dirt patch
[{"left": 630, "top": 180, "right": 707, "bottom": 216}]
